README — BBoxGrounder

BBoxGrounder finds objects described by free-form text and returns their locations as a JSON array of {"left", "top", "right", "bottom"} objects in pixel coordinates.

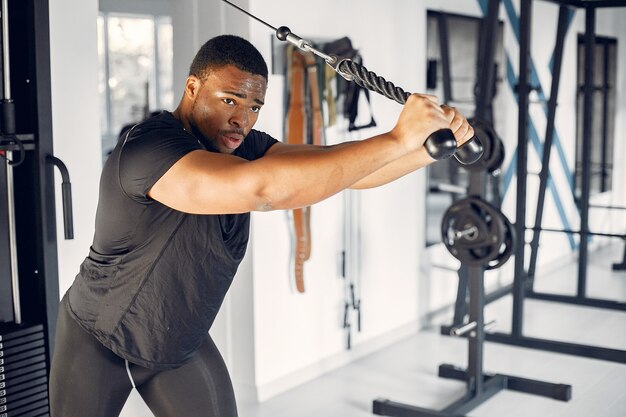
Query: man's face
[{"left": 188, "top": 64, "right": 267, "bottom": 154}]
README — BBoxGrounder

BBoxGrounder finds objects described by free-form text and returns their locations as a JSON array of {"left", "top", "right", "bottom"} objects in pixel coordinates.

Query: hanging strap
[
  {"left": 304, "top": 52, "right": 325, "bottom": 146},
  {"left": 285, "top": 46, "right": 310, "bottom": 293}
]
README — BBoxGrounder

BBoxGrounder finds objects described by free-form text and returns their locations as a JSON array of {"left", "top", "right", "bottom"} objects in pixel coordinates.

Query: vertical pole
[
  {"left": 467, "top": 266, "right": 485, "bottom": 396},
  {"left": 1, "top": 0, "right": 11, "bottom": 99},
  {"left": 512, "top": 0, "right": 532, "bottom": 337},
  {"left": 527, "top": 6, "right": 570, "bottom": 284},
  {"left": 7, "top": 152, "right": 20, "bottom": 324},
  {"left": 600, "top": 42, "right": 608, "bottom": 192},
  {"left": 452, "top": 265, "right": 469, "bottom": 325},
  {"left": 465, "top": 0, "right": 500, "bottom": 396},
  {"left": 578, "top": 5, "right": 595, "bottom": 298},
  {"left": 438, "top": 13, "right": 452, "bottom": 104},
  {"left": 474, "top": 0, "right": 500, "bottom": 122},
  {"left": 438, "top": 12, "right": 463, "bottom": 199},
  {"left": 2, "top": 0, "right": 21, "bottom": 325}
]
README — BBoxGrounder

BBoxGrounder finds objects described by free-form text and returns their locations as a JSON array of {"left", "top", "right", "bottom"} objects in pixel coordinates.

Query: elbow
[
  {"left": 251, "top": 180, "right": 279, "bottom": 212},
  {"left": 254, "top": 197, "right": 275, "bottom": 212},
  {"left": 252, "top": 180, "right": 294, "bottom": 212}
]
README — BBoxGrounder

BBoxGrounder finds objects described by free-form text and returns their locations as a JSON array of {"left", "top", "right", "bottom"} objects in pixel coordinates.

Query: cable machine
[{"left": 0, "top": 1, "right": 73, "bottom": 415}]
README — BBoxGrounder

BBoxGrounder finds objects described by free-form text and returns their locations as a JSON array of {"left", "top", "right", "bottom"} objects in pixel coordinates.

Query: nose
[{"left": 229, "top": 106, "right": 249, "bottom": 129}]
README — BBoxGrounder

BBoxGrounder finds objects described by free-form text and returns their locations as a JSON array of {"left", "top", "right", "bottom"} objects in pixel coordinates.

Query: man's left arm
[{"left": 266, "top": 105, "right": 474, "bottom": 190}]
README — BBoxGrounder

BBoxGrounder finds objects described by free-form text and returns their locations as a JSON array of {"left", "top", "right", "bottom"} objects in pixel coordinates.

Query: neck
[{"left": 172, "top": 105, "right": 192, "bottom": 133}]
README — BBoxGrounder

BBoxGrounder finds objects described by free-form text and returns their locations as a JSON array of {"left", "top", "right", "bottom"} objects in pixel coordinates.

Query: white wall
[
  {"left": 49, "top": 0, "right": 102, "bottom": 298},
  {"left": 245, "top": 0, "right": 427, "bottom": 401}
]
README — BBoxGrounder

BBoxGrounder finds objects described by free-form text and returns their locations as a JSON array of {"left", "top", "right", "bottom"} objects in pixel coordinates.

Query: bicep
[
  {"left": 264, "top": 141, "right": 320, "bottom": 156},
  {"left": 147, "top": 149, "right": 262, "bottom": 214}
]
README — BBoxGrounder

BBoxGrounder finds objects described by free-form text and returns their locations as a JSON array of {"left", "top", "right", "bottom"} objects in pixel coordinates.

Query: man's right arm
[{"left": 148, "top": 94, "right": 449, "bottom": 215}]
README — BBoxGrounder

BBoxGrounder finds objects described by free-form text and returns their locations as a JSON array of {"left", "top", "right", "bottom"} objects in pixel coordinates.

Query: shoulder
[
  {"left": 122, "top": 112, "right": 200, "bottom": 158},
  {"left": 117, "top": 112, "right": 203, "bottom": 201}
]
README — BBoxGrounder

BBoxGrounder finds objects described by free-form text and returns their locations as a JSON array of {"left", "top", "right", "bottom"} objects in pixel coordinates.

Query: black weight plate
[
  {"left": 484, "top": 208, "right": 515, "bottom": 270},
  {"left": 486, "top": 137, "right": 505, "bottom": 173},
  {"left": 441, "top": 197, "right": 507, "bottom": 266}
]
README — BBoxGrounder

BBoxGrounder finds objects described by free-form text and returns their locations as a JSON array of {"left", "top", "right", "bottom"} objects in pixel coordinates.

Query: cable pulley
[{"left": 221, "top": 0, "right": 484, "bottom": 165}]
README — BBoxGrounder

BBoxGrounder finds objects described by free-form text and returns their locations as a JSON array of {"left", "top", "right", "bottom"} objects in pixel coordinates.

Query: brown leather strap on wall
[
  {"left": 284, "top": 46, "right": 325, "bottom": 293},
  {"left": 304, "top": 53, "right": 324, "bottom": 147},
  {"left": 285, "top": 46, "right": 309, "bottom": 293}
]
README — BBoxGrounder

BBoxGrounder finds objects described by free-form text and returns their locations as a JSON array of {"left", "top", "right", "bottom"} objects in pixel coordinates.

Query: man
[{"left": 49, "top": 35, "right": 472, "bottom": 416}]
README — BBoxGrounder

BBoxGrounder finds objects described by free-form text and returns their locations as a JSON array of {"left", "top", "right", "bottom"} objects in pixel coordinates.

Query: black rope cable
[{"left": 338, "top": 61, "right": 410, "bottom": 105}]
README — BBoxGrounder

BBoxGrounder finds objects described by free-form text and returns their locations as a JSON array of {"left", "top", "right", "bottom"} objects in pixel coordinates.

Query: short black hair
[{"left": 189, "top": 35, "right": 268, "bottom": 80}]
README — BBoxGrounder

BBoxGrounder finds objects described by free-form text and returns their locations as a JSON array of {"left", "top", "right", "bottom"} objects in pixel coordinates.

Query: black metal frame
[
  {"left": 491, "top": 0, "right": 626, "bottom": 365},
  {"left": 442, "top": 0, "right": 626, "bottom": 367},
  {"left": 1, "top": 0, "right": 60, "bottom": 367},
  {"left": 373, "top": 2, "right": 573, "bottom": 415}
]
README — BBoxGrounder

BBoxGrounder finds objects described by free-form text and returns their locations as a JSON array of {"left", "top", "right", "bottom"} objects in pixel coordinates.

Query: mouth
[{"left": 219, "top": 132, "right": 244, "bottom": 150}]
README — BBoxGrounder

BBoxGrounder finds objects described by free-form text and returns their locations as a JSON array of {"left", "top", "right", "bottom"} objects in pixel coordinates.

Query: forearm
[
  {"left": 349, "top": 147, "right": 434, "bottom": 189},
  {"left": 253, "top": 133, "right": 409, "bottom": 210}
]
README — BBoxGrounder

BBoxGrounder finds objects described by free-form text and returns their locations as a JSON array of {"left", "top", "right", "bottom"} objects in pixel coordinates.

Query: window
[
  {"left": 98, "top": 13, "right": 173, "bottom": 158},
  {"left": 575, "top": 35, "right": 617, "bottom": 199}
]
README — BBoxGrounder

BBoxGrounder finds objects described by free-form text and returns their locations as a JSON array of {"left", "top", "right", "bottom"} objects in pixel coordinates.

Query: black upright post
[
  {"left": 466, "top": 267, "right": 485, "bottom": 396},
  {"left": 10, "top": 0, "right": 59, "bottom": 357},
  {"left": 577, "top": 5, "right": 595, "bottom": 299},
  {"left": 600, "top": 42, "right": 609, "bottom": 193},
  {"left": 437, "top": 12, "right": 462, "bottom": 202},
  {"left": 512, "top": 0, "right": 532, "bottom": 338},
  {"left": 438, "top": 13, "right": 453, "bottom": 105},
  {"left": 527, "top": 6, "right": 570, "bottom": 283}
]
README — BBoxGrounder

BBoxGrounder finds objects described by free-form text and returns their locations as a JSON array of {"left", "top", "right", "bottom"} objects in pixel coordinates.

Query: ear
[{"left": 184, "top": 76, "right": 202, "bottom": 100}]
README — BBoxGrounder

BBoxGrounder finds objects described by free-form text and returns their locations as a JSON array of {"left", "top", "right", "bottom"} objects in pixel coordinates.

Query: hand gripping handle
[
  {"left": 334, "top": 58, "right": 483, "bottom": 164},
  {"left": 420, "top": 128, "right": 483, "bottom": 163}
]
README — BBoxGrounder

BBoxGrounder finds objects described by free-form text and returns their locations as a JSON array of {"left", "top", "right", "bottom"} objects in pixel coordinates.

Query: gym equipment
[
  {"left": 441, "top": 197, "right": 514, "bottom": 270},
  {"left": 461, "top": 119, "right": 505, "bottom": 173},
  {"left": 221, "top": 0, "right": 484, "bottom": 165},
  {"left": 0, "top": 1, "right": 69, "bottom": 415},
  {"left": 376, "top": 2, "right": 573, "bottom": 416},
  {"left": 0, "top": 324, "right": 49, "bottom": 417},
  {"left": 475, "top": 1, "right": 626, "bottom": 366}
]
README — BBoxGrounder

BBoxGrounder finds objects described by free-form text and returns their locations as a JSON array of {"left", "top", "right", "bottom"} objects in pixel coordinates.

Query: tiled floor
[{"left": 121, "top": 243, "right": 626, "bottom": 416}]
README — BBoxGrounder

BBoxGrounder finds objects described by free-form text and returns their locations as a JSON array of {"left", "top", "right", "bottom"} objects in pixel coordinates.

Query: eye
[
  {"left": 251, "top": 106, "right": 261, "bottom": 113},
  {"left": 222, "top": 98, "right": 235, "bottom": 105}
]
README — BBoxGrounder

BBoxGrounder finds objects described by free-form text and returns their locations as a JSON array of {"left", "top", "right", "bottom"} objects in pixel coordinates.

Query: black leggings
[{"left": 49, "top": 296, "right": 237, "bottom": 417}]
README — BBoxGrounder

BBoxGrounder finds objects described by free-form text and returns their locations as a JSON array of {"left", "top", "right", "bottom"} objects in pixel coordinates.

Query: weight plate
[
  {"left": 484, "top": 208, "right": 515, "bottom": 270},
  {"left": 441, "top": 196, "right": 513, "bottom": 268}
]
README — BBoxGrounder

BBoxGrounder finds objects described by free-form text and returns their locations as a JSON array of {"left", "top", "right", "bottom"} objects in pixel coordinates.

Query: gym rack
[
  {"left": 373, "top": 1, "right": 572, "bottom": 415},
  {"left": 476, "top": 0, "right": 625, "bottom": 365}
]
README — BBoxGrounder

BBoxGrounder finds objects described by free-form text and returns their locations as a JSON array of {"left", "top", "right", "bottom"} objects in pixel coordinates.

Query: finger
[
  {"left": 455, "top": 124, "right": 475, "bottom": 145},
  {"left": 406, "top": 94, "right": 446, "bottom": 116},
  {"left": 449, "top": 113, "right": 465, "bottom": 132},
  {"left": 440, "top": 104, "right": 457, "bottom": 123},
  {"left": 420, "top": 93, "right": 441, "bottom": 105}
]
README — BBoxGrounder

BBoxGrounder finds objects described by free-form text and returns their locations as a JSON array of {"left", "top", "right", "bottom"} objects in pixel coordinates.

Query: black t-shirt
[{"left": 67, "top": 111, "right": 278, "bottom": 370}]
